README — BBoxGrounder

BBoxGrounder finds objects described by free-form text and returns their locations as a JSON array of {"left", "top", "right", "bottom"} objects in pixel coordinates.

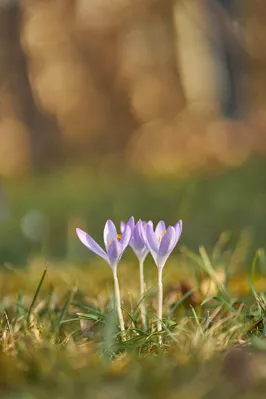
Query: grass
[
  {"left": 1, "top": 157, "right": 266, "bottom": 396},
  {"left": 1, "top": 242, "right": 266, "bottom": 398}
]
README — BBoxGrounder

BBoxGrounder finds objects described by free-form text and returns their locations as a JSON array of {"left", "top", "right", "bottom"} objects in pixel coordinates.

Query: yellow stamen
[
  {"left": 117, "top": 234, "right": 122, "bottom": 240},
  {"left": 158, "top": 230, "right": 167, "bottom": 243}
]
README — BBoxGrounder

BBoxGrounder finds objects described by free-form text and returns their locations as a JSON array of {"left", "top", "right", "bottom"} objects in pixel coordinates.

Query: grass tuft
[{"left": 0, "top": 246, "right": 266, "bottom": 397}]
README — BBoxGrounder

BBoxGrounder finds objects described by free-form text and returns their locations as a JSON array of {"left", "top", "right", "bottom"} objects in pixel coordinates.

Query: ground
[{"left": 1, "top": 247, "right": 266, "bottom": 399}]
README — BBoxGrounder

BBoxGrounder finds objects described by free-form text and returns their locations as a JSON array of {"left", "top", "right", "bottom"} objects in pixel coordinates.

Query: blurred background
[{"left": 0, "top": 0, "right": 266, "bottom": 264}]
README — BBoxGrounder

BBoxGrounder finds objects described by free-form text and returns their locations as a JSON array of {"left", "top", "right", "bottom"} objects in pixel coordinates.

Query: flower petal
[
  {"left": 103, "top": 220, "right": 117, "bottom": 251},
  {"left": 120, "top": 221, "right": 126, "bottom": 233},
  {"left": 139, "top": 222, "right": 148, "bottom": 246},
  {"left": 134, "top": 221, "right": 145, "bottom": 244},
  {"left": 155, "top": 220, "right": 166, "bottom": 239},
  {"left": 147, "top": 220, "right": 153, "bottom": 229},
  {"left": 138, "top": 220, "right": 152, "bottom": 244},
  {"left": 145, "top": 224, "right": 160, "bottom": 265},
  {"left": 158, "top": 226, "right": 177, "bottom": 269},
  {"left": 76, "top": 228, "right": 109, "bottom": 263},
  {"left": 127, "top": 216, "right": 135, "bottom": 231},
  {"left": 107, "top": 239, "right": 122, "bottom": 270},
  {"left": 131, "top": 220, "right": 149, "bottom": 261},
  {"left": 120, "top": 224, "right": 132, "bottom": 251},
  {"left": 174, "top": 220, "right": 183, "bottom": 242},
  {"left": 146, "top": 225, "right": 159, "bottom": 251}
]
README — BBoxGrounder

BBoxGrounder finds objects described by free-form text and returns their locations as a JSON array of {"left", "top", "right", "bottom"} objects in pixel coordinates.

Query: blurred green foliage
[{"left": 1, "top": 157, "right": 266, "bottom": 265}]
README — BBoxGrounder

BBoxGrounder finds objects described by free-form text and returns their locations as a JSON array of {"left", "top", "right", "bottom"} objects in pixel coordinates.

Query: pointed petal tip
[
  {"left": 120, "top": 220, "right": 126, "bottom": 233},
  {"left": 104, "top": 219, "right": 117, "bottom": 250},
  {"left": 146, "top": 223, "right": 159, "bottom": 251},
  {"left": 174, "top": 219, "right": 183, "bottom": 238},
  {"left": 104, "top": 219, "right": 116, "bottom": 235},
  {"left": 105, "top": 219, "right": 116, "bottom": 228},
  {"left": 156, "top": 220, "right": 165, "bottom": 227},
  {"left": 76, "top": 227, "right": 87, "bottom": 240},
  {"left": 155, "top": 220, "right": 166, "bottom": 238},
  {"left": 127, "top": 216, "right": 135, "bottom": 230},
  {"left": 168, "top": 225, "right": 176, "bottom": 233}
]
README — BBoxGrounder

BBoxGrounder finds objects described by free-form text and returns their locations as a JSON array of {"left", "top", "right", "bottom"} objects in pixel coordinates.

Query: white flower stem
[
  {"left": 139, "top": 259, "right": 147, "bottom": 331},
  {"left": 113, "top": 269, "right": 125, "bottom": 331},
  {"left": 157, "top": 267, "right": 163, "bottom": 345}
]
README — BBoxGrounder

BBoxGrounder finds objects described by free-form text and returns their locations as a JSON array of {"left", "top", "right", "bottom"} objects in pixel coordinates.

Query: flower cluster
[{"left": 76, "top": 217, "right": 182, "bottom": 341}]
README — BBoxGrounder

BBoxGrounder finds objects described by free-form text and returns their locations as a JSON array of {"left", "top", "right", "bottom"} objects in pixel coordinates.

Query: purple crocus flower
[
  {"left": 76, "top": 220, "right": 131, "bottom": 271},
  {"left": 140, "top": 219, "right": 182, "bottom": 342},
  {"left": 120, "top": 216, "right": 153, "bottom": 263},
  {"left": 120, "top": 216, "right": 153, "bottom": 330},
  {"left": 76, "top": 220, "right": 132, "bottom": 332},
  {"left": 140, "top": 220, "right": 182, "bottom": 270}
]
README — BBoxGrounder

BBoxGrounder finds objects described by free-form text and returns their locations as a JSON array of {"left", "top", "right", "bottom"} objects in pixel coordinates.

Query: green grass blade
[
  {"left": 251, "top": 250, "right": 260, "bottom": 285},
  {"left": 77, "top": 312, "right": 105, "bottom": 323},
  {"left": 168, "top": 288, "right": 195, "bottom": 319},
  {"left": 27, "top": 268, "right": 47, "bottom": 325},
  {"left": 121, "top": 307, "right": 137, "bottom": 326},
  {"left": 191, "top": 306, "right": 204, "bottom": 337},
  {"left": 52, "top": 289, "right": 75, "bottom": 333}
]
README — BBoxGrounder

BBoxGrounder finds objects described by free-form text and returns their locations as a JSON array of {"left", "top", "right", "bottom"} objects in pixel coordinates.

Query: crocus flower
[
  {"left": 140, "top": 220, "right": 182, "bottom": 270},
  {"left": 76, "top": 220, "right": 131, "bottom": 271},
  {"left": 76, "top": 220, "right": 132, "bottom": 331},
  {"left": 140, "top": 220, "right": 183, "bottom": 343},
  {"left": 121, "top": 216, "right": 153, "bottom": 330},
  {"left": 120, "top": 216, "right": 153, "bottom": 263}
]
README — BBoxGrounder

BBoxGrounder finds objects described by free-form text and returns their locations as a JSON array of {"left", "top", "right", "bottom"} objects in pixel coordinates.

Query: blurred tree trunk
[
  {"left": 173, "top": 0, "right": 244, "bottom": 118},
  {"left": 77, "top": 29, "right": 139, "bottom": 157},
  {"left": 0, "top": 2, "right": 62, "bottom": 175},
  {"left": 173, "top": 0, "right": 220, "bottom": 114},
  {"left": 204, "top": 0, "right": 244, "bottom": 118},
  {"left": 244, "top": 0, "right": 266, "bottom": 115},
  {"left": 118, "top": 0, "right": 185, "bottom": 124}
]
